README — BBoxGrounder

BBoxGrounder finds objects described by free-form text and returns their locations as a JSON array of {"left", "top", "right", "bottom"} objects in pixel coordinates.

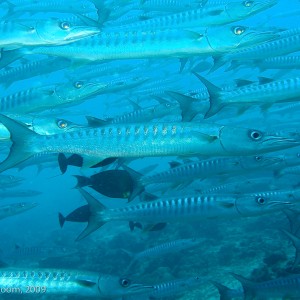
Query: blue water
[{"left": 0, "top": 0, "right": 299, "bottom": 299}]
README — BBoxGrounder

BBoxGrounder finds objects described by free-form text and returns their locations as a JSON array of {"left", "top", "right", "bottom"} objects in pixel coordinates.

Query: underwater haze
[{"left": 0, "top": 0, "right": 300, "bottom": 299}]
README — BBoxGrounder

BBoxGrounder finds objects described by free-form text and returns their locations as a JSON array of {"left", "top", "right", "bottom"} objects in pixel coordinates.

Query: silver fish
[
  {"left": 0, "top": 268, "right": 153, "bottom": 298},
  {"left": 0, "top": 174, "right": 24, "bottom": 188},
  {"left": 0, "top": 18, "right": 100, "bottom": 49},
  {"left": 0, "top": 202, "right": 38, "bottom": 220},
  {"left": 0, "top": 189, "right": 42, "bottom": 198},
  {"left": 0, "top": 114, "right": 299, "bottom": 173},
  {"left": 212, "top": 30, "right": 300, "bottom": 71},
  {"left": 108, "top": 0, "right": 276, "bottom": 31},
  {"left": 231, "top": 272, "right": 300, "bottom": 299},
  {"left": 125, "top": 238, "right": 200, "bottom": 270},
  {"left": 140, "top": 155, "right": 284, "bottom": 187},
  {"left": 0, "top": 115, "right": 84, "bottom": 141},
  {"left": 0, "top": 81, "right": 107, "bottom": 114},
  {"left": 5, "top": 24, "right": 278, "bottom": 62},
  {"left": 0, "top": 57, "right": 70, "bottom": 88},
  {"left": 197, "top": 74, "right": 300, "bottom": 118},
  {"left": 75, "top": 188, "right": 296, "bottom": 240}
]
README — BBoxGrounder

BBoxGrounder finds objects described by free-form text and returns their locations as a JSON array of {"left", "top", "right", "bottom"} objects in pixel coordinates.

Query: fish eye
[
  {"left": 243, "top": 0, "right": 253, "bottom": 7},
  {"left": 74, "top": 81, "right": 83, "bottom": 89},
  {"left": 255, "top": 156, "right": 262, "bottom": 161},
  {"left": 232, "top": 26, "right": 245, "bottom": 35},
  {"left": 60, "top": 21, "right": 70, "bottom": 30},
  {"left": 119, "top": 278, "right": 131, "bottom": 287},
  {"left": 249, "top": 130, "right": 263, "bottom": 141},
  {"left": 57, "top": 119, "right": 68, "bottom": 129},
  {"left": 256, "top": 196, "right": 265, "bottom": 205}
]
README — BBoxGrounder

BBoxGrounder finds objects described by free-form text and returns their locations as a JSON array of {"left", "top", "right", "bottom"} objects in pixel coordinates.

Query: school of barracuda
[{"left": 0, "top": 0, "right": 300, "bottom": 299}]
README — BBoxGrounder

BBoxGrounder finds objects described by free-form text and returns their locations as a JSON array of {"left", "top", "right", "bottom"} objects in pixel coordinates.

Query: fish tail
[
  {"left": 58, "top": 213, "right": 66, "bottom": 228},
  {"left": 58, "top": 153, "right": 69, "bottom": 174},
  {"left": 0, "top": 48, "right": 25, "bottom": 69},
  {"left": 210, "top": 281, "right": 234, "bottom": 300},
  {"left": 209, "top": 56, "right": 227, "bottom": 73},
  {"left": 0, "top": 114, "right": 39, "bottom": 173},
  {"left": 281, "top": 229, "right": 300, "bottom": 268},
  {"left": 121, "top": 165, "right": 145, "bottom": 202},
  {"left": 193, "top": 72, "right": 224, "bottom": 118},
  {"left": 166, "top": 91, "right": 198, "bottom": 121},
  {"left": 58, "top": 153, "right": 83, "bottom": 174},
  {"left": 73, "top": 175, "right": 91, "bottom": 189},
  {"left": 229, "top": 273, "right": 256, "bottom": 299},
  {"left": 76, "top": 188, "right": 107, "bottom": 241}
]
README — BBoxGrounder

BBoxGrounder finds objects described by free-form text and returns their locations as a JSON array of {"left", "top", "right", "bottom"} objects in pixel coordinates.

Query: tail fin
[
  {"left": 230, "top": 273, "right": 256, "bottom": 299},
  {"left": 58, "top": 153, "right": 83, "bottom": 174},
  {"left": 58, "top": 213, "right": 66, "bottom": 228},
  {"left": 192, "top": 72, "right": 224, "bottom": 119},
  {"left": 76, "top": 188, "right": 107, "bottom": 241},
  {"left": 121, "top": 165, "right": 145, "bottom": 202},
  {"left": 209, "top": 56, "right": 227, "bottom": 73},
  {"left": 210, "top": 281, "right": 237, "bottom": 300},
  {"left": 166, "top": 91, "right": 198, "bottom": 121},
  {"left": 0, "top": 48, "right": 26, "bottom": 69},
  {"left": 73, "top": 175, "right": 91, "bottom": 189},
  {"left": 281, "top": 229, "right": 300, "bottom": 268},
  {"left": 283, "top": 209, "right": 300, "bottom": 235},
  {"left": 0, "top": 114, "right": 38, "bottom": 173}
]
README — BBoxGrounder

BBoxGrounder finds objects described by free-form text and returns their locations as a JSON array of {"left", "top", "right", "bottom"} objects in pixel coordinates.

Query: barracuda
[
  {"left": 0, "top": 202, "right": 37, "bottom": 220},
  {"left": 2, "top": 0, "right": 97, "bottom": 18},
  {"left": 0, "top": 114, "right": 299, "bottom": 173},
  {"left": 86, "top": 99, "right": 179, "bottom": 126},
  {"left": 0, "top": 18, "right": 100, "bottom": 49},
  {"left": 125, "top": 238, "right": 200, "bottom": 270},
  {"left": 140, "top": 155, "right": 284, "bottom": 187},
  {"left": 0, "top": 268, "right": 152, "bottom": 298},
  {"left": 0, "top": 57, "right": 70, "bottom": 88},
  {"left": 0, "top": 80, "right": 107, "bottom": 114},
  {"left": 0, "top": 115, "right": 83, "bottom": 141},
  {"left": 212, "top": 31, "right": 300, "bottom": 71},
  {"left": 5, "top": 24, "right": 278, "bottom": 62},
  {"left": 75, "top": 188, "right": 297, "bottom": 240},
  {"left": 231, "top": 272, "right": 300, "bottom": 299},
  {"left": 198, "top": 74, "right": 300, "bottom": 118},
  {"left": 108, "top": 0, "right": 276, "bottom": 31}
]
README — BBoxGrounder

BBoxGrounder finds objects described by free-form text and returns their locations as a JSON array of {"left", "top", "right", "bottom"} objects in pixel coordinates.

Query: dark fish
[
  {"left": 58, "top": 205, "right": 90, "bottom": 228},
  {"left": 74, "top": 169, "right": 143, "bottom": 201},
  {"left": 58, "top": 153, "right": 117, "bottom": 174}
]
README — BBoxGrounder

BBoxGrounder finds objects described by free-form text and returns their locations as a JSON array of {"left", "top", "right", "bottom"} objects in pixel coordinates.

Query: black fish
[
  {"left": 58, "top": 153, "right": 117, "bottom": 174},
  {"left": 58, "top": 205, "right": 90, "bottom": 228},
  {"left": 74, "top": 169, "right": 143, "bottom": 201}
]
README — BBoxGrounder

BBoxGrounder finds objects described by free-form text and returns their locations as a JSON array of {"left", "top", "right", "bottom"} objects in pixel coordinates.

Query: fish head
[
  {"left": 10, "top": 202, "right": 39, "bottom": 214},
  {"left": 154, "top": 100, "right": 180, "bottom": 118},
  {"left": 239, "top": 154, "right": 285, "bottom": 169},
  {"left": 98, "top": 275, "right": 153, "bottom": 298},
  {"left": 54, "top": 80, "right": 108, "bottom": 103},
  {"left": 225, "top": 0, "right": 277, "bottom": 20},
  {"left": 35, "top": 18, "right": 100, "bottom": 45},
  {"left": 235, "top": 192, "right": 294, "bottom": 216},
  {"left": 219, "top": 126, "right": 300, "bottom": 155},
  {"left": 30, "top": 116, "right": 84, "bottom": 135},
  {"left": 206, "top": 24, "right": 279, "bottom": 52}
]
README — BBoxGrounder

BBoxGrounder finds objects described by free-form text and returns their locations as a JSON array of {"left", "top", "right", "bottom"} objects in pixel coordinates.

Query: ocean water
[{"left": 0, "top": 0, "right": 299, "bottom": 299}]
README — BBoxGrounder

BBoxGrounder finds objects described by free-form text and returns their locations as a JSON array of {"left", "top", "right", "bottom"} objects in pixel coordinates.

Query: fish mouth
[
  {"left": 250, "top": 0, "right": 277, "bottom": 13},
  {"left": 125, "top": 284, "right": 154, "bottom": 295},
  {"left": 238, "top": 29, "right": 279, "bottom": 48},
  {"left": 261, "top": 136, "right": 300, "bottom": 146},
  {"left": 63, "top": 26, "right": 100, "bottom": 41},
  {"left": 268, "top": 201, "right": 293, "bottom": 208}
]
